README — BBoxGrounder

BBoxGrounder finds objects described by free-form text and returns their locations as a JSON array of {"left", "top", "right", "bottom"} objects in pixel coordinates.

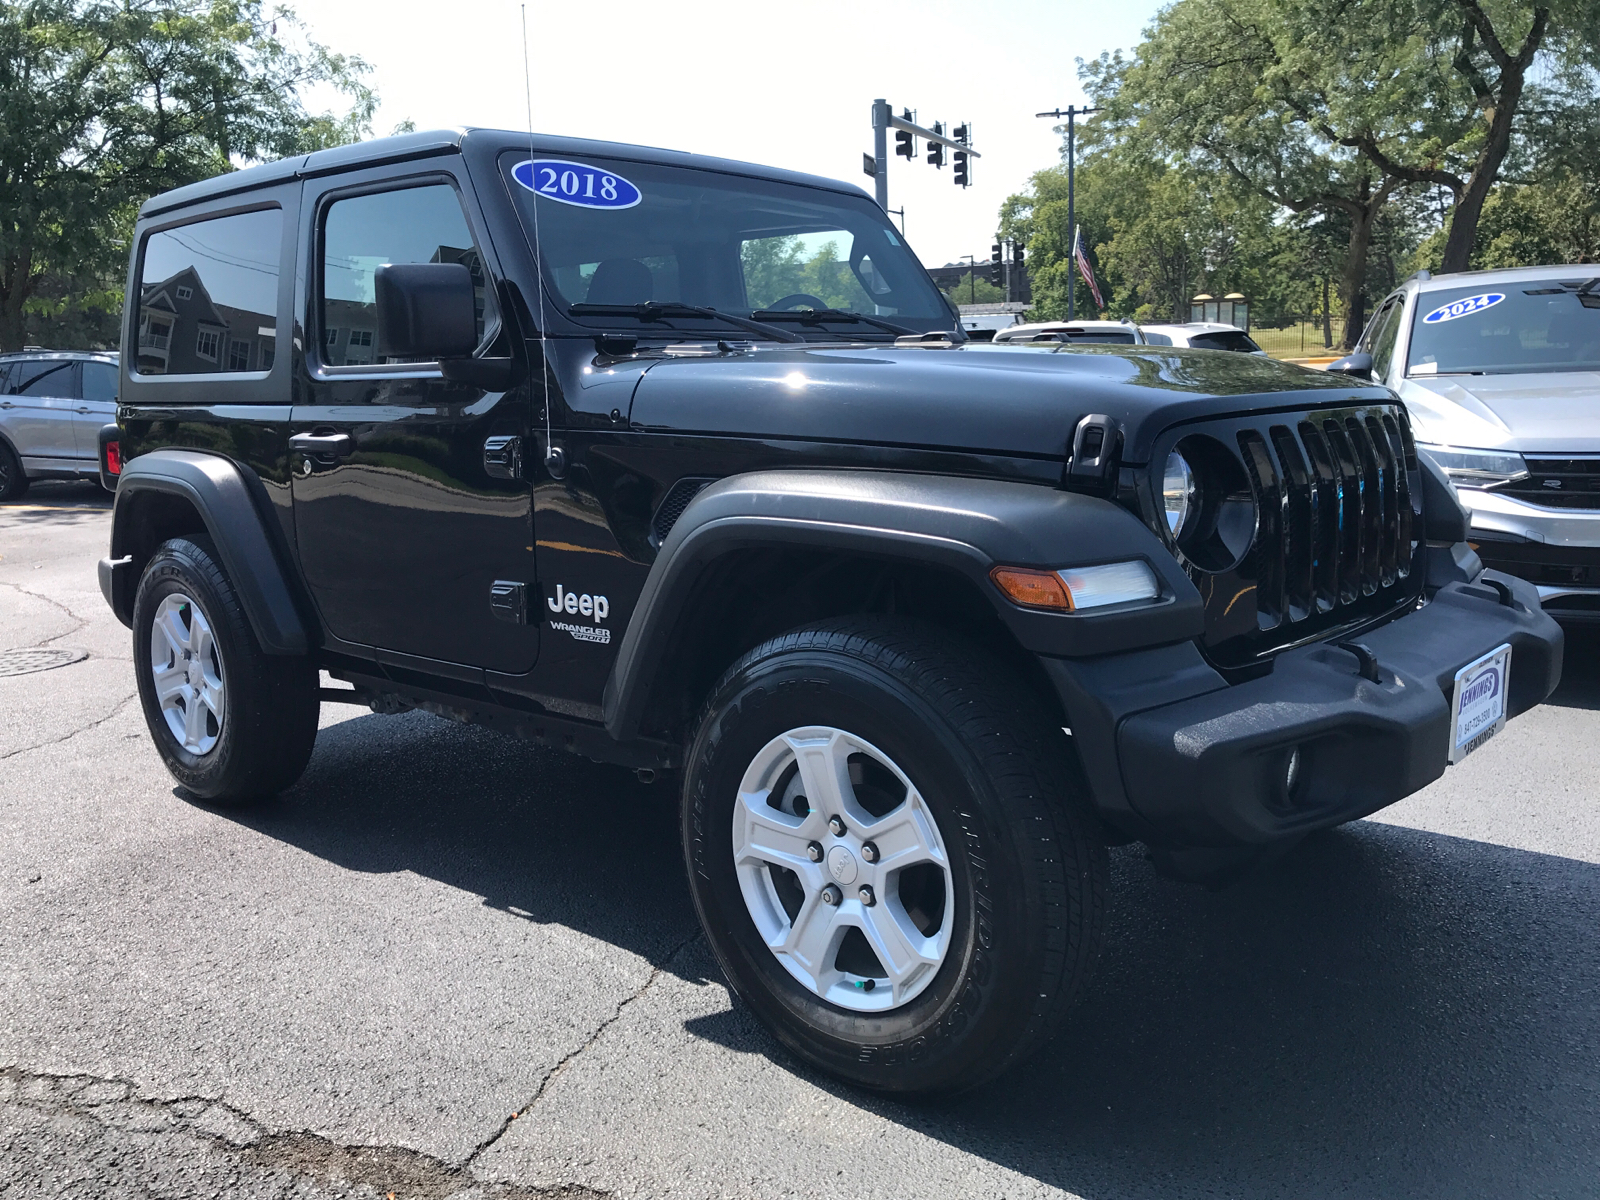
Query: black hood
[{"left": 626, "top": 343, "right": 1395, "bottom": 464}]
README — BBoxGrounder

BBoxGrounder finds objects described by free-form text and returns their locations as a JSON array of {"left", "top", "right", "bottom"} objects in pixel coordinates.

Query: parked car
[
  {"left": 1140, "top": 322, "right": 1266, "bottom": 354},
  {"left": 992, "top": 319, "right": 1144, "bottom": 345},
  {"left": 100, "top": 129, "right": 1562, "bottom": 1096},
  {"left": 1332, "top": 266, "right": 1600, "bottom": 624},
  {"left": 0, "top": 350, "right": 120, "bottom": 499}
]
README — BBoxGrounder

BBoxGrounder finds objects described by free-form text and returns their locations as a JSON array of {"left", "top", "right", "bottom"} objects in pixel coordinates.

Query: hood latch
[{"left": 1065, "top": 413, "right": 1122, "bottom": 495}]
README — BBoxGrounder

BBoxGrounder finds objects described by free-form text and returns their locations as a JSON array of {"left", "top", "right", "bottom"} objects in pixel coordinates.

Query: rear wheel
[
  {"left": 132, "top": 535, "right": 319, "bottom": 802},
  {"left": 682, "top": 618, "right": 1107, "bottom": 1095},
  {"left": 0, "top": 440, "right": 29, "bottom": 501}
]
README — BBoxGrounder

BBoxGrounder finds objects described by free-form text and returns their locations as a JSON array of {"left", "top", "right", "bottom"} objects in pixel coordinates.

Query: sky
[{"left": 290, "top": 0, "right": 1163, "bottom": 270}]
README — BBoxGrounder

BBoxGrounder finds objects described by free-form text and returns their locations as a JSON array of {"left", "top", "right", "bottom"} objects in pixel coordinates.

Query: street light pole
[
  {"left": 1036, "top": 105, "right": 1100, "bottom": 320},
  {"left": 961, "top": 254, "right": 977, "bottom": 304},
  {"left": 872, "top": 99, "right": 890, "bottom": 212}
]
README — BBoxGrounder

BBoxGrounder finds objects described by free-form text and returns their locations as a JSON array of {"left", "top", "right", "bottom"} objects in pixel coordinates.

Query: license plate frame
[{"left": 1449, "top": 643, "right": 1512, "bottom": 764}]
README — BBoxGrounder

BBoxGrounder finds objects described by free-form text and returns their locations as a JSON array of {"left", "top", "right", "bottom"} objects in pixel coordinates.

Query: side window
[
  {"left": 1357, "top": 300, "right": 1397, "bottom": 357},
  {"left": 134, "top": 207, "right": 282, "bottom": 376},
  {"left": 320, "top": 183, "right": 491, "bottom": 367},
  {"left": 1370, "top": 302, "right": 1404, "bottom": 379},
  {"left": 1142, "top": 331, "right": 1173, "bottom": 346},
  {"left": 14, "top": 360, "right": 75, "bottom": 397},
  {"left": 82, "top": 362, "right": 119, "bottom": 403}
]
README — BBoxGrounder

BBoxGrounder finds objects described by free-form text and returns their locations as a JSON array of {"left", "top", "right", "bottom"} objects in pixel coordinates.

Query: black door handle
[{"left": 289, "top": 432, "right": 354, "bottom": 457}]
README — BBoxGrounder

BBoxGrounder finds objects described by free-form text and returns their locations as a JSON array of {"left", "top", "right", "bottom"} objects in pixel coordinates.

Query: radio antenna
[{"left": 520, "top": 4, "right": 557, "bottom": 475}]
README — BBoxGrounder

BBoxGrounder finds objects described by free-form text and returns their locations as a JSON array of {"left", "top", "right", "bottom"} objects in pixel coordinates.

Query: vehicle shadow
[
  {"left": 689, "top": 824, "right": 1600, "bottom": 1199},
  {"left": 1550, "top": 624, "right": 1600, "bottom": 711},
  {"left": 214, "top": 707, "right": 707, "bottom": 980},
  {"left": 0, "top": 479, "right": 112, "bottom": 521}
]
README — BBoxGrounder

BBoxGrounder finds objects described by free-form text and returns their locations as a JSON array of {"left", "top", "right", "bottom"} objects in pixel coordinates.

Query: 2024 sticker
[
  {"left": 1421, "top": 292, "right": 1505, "bottom": 324},
  {"left": 511, "top": 160, "right": 641, "bottom": 210}
]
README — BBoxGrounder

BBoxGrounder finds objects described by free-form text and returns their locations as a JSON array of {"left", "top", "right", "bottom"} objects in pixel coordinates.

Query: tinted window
[
  {"left": 82, "top": 361, "right": 118, "bottom": 403},
  {"left": 1142, "top": 331, "right": 1174, "bottom": 346},
  {"left": 503, "top": 153, "right": 950, "bottom": 335},
  {"left": 12, "top": 359, "right": 75, "bottom": 397},
  {"left": 135, "top": 208, "right": 281, "bottom": 376},
  {"left": 321, "top": 184, "right": 489, "bottom": 367},
  {"left": 1189, "top": 330, "right": 1263, "bottom": 353},
  {"left": 1407, "top": 282, "right": 1600, "bottom": 375}
]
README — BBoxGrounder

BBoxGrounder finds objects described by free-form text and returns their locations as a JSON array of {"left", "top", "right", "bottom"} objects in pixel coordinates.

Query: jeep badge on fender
[{"left": 100, "top": 126, "right": 1565, "bottom": 1099}]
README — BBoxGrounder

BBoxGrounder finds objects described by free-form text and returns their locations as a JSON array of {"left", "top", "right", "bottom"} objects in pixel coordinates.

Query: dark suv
[{"left": 98, "top": 128, "right": 1563, "bottom": 1095}]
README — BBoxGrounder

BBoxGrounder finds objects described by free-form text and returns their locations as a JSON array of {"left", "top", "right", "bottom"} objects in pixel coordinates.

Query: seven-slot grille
[
  {"left": 1492, "top": 457, "right": 1600, "bottom": 510},
  {"left": 1238, "top": 408, "right": 1418, "bottom": 631}
]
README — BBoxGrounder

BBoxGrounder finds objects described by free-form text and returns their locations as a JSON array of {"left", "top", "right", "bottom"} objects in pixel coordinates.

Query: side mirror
[
  {"left": 1326, "top": 350, "right": 1374, "bottom": 379},
  {"left": 375, "top": 263, "right": 477, "bottom": 360}
]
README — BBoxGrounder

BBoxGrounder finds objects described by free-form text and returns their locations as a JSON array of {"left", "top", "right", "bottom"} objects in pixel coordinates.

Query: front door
[
  {"left": 3, "top": 359, "right": 80, "bottom": 470},
  {"left": 290, "top": 168, "right": 538, "bottom": 674}
]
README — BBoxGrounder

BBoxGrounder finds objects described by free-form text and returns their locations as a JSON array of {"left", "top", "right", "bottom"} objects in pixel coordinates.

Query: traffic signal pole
[
  {"left": 871, "top": 99, "right": 981, "bottom": 214},
  {"left": 1036, "top": 105, "right": 1099, "bottom": 320}
]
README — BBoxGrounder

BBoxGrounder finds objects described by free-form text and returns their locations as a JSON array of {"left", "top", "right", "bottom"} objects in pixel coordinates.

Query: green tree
[{"left": 0, "top": 0, "right": 377, "bottom": 351}]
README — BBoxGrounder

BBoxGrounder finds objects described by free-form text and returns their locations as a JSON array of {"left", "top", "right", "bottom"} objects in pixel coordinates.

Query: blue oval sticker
[
  {"left": 1422, "top": 292, "right": 1505, "bottom": 324},
  {"left": 511, "top": 159, "right": 641, "bottom": 210}
]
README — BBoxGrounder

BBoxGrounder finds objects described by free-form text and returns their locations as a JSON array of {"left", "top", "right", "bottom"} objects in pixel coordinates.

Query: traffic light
[
  {"left": 953, "top": 150, "right": 969, "bottom": 187},
  {"left": 953, "top": 124, "right": 969, "bottom": 144},
  {"left": 895, "top": 129, "right": 914, "bottom": 159},
  {"left": 927, "top": 122, "right": 945, "bottom": 168},
  {"left": 1013, "top": 242, "right": 1024, "bottom": 270},
  {"left": 991, "top": 242, "right": 1004, "bottom": 285}
]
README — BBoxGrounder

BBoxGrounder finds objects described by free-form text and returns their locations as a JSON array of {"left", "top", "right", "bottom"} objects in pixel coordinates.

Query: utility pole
[
  {"left": 870, "top": 99, "right": 982, "bottom": 215},
  {"left": 1036, "top": 105, "right": 1100, "bottom": 320},
  {"left": 961, "top": 254, "right": 978, "bottom": 304}
]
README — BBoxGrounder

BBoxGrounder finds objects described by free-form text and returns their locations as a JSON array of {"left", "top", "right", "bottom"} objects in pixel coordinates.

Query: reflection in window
[
  {"left": 134, "top": 207, "right": 281, "bottom": 375},
  {"left": 320, "top": 184, "right": 490, "bottom": 366},
  {"left": 741, "top": 231, "right": 879, "bottom": 314}
]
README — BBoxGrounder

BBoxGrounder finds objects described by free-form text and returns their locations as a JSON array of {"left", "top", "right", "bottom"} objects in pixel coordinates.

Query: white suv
[
  {"left": 1139, "top": 322, "right": 1266, "bottom": 354},
  {"left": 992, "top": 319, "right": 1144, "bottom": 345},
  {"left": 1332, "top": 265, "right": 1600, "bottom": 623},
  {"left": 0, "top": 351, "right": 120, "bottom": 500}
]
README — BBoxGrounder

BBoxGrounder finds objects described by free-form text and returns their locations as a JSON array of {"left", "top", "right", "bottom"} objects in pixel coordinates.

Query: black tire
[
  {"left": 132, "top": 535, "right": 319, "bottom": 802},
  {"left": 0, "top": 440, "right": 30, "bottom": 501},
  {"left": 682, "top": 617, "right": 1108, "bottom": 1095}
]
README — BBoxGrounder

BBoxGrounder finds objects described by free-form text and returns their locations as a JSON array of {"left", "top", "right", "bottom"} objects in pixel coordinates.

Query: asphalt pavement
[{"left": 3, "top": 481, "right": 1598, "bottom": 1200}]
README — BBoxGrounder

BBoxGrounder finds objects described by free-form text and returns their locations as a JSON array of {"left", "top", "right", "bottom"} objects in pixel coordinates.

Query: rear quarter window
[
  {"left": 134, "top": 207, "right": 282, "bottom": 377},
  {"left": 1189, "top": 331, "right": 1261, "bottom": 353}
]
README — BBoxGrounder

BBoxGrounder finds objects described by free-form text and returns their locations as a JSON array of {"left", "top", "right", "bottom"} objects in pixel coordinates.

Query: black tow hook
[{"left": 1337, "top": 641, "right": 1383, "bottom": 684}]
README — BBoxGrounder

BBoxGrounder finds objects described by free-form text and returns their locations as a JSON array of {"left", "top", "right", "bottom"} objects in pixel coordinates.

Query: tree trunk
[
  {"left": 1322, "top": 276, "right": 1332, "bottom": 348},
  {"left": 0, "top": 251, "right": 35, "bottom": 353},
  {"left": 1439, "top": 79, "right": 1525, "bottom": 271},
  {"left": 1337, "top": 198, "right": 1377, "bottom": 351}
]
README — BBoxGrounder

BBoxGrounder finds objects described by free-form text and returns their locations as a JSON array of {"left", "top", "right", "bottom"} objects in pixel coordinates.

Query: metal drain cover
[{"left": 0, "top": 647, "right": 89, "bottom": 677}]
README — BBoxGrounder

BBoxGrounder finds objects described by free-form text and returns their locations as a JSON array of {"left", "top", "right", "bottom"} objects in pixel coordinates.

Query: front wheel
[
  {"left": 132, "top": 535, "right": 319, "bottom": 802},
  {"left": 682, "top": 619, "right": 1107, "bottom": 1095}
]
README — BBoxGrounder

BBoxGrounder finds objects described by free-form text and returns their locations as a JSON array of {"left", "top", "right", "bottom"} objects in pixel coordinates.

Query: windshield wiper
[
  {"left": 568, "top": 302, "right": 803, "bottom": 343},
  {"left": 751, "top": 308, "right": 918, "bottom": 336}
]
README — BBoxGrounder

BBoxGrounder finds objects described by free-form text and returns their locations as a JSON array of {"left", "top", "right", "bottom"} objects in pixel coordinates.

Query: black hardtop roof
[{"left": 139, "top": 127, "right": 870, "bottom": 219}]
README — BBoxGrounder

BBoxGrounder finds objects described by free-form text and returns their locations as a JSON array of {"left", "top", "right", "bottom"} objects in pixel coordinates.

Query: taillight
[{"left": 105, "top": 441, "right": 122, "bottom": 475}]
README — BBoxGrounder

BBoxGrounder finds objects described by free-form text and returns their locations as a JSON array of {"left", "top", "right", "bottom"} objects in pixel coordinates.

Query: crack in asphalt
[
  {"left": 0, "top": 578, "right": 92, "bottom": 646},
  {"left": 464, "top": 927, "right": 705, "bottom": 1170},
  {"left": 0, "top": 689, "right": 138, "bottom": 761},
  {"left": 1, "top": 1066, "right": 610, "bottom": 1199}
]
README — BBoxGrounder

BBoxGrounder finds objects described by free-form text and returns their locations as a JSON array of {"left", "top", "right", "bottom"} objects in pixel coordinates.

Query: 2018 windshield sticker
[
  {"left": 1422, "top": 293, "right": 1505, "bottom": 324},
  {"left": 511, "top": 160, "right": 641, "bottom": 210}
]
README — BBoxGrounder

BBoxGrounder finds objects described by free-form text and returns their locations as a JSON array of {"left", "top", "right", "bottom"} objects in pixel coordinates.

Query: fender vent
[{"left": 650, "top": 477, "right": 717, "bottom": 548}]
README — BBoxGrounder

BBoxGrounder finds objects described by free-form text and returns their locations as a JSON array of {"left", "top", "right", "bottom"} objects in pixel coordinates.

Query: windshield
[
  {"left": 500, "top": 153, "right": 951, "bottom": 339},
  {"left": 1407, "top": 280, "right": 1600, "bottom": 375}
]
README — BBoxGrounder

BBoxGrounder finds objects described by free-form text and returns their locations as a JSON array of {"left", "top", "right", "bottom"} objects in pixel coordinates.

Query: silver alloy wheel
[
  {"left": 732, "top": 726, "right": 955, "bottom": 1013},
  {"left": 149, "top": 592, "right": 225, "bottom": 755}
]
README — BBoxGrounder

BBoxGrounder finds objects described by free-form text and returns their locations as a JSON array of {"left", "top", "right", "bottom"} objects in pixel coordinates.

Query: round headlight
[{"left": 1163, "top": 450, "right": 1197, "bottom": 539}]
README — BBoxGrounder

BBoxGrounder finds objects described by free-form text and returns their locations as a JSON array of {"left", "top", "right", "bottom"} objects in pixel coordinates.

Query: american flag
[{"left": 1072, "top": 225, "right": 1104, "bottom": 312}]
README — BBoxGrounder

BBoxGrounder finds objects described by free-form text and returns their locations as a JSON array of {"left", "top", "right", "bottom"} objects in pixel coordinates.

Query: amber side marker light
[{"left": 990, "top": 566, "right": 1074, "bottom": 611}]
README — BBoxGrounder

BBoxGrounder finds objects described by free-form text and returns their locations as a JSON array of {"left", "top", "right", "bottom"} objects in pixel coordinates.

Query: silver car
[
  {"left": 1334, "top": 266, "right": 1600, "bottom": 624},
  {"left": 0, "top": 350, "right": 119, "bottom": 500}
]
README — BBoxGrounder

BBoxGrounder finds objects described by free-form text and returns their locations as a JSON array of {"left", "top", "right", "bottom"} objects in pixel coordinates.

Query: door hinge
[
  {"left": 490, "top": 580, "right": 527, "bottom": 624},
  {"left": 484, "top": 434, "right": 522, "bottom": 480}
]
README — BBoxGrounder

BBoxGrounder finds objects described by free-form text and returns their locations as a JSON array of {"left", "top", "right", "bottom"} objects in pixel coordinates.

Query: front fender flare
[
  {"left": 107, "top": 449, "right": 309, "bottom": 655},
  {"left": 602, "top": 469, "right": 1202, "bottom": 741}
]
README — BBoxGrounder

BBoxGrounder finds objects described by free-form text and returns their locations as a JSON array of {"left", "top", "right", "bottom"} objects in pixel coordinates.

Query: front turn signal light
[{"left": 990, "top": 567, "right": 1074, "bottom": 611}]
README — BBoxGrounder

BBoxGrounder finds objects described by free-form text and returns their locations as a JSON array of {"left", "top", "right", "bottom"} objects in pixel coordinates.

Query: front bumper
[{"left": 1046, "top": 572, "right": 1563, "bottom": 847}]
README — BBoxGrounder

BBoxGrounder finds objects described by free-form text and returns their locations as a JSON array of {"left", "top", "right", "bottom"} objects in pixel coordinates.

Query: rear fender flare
[
  {"left": 106, "top": 449, "right": 309, "bottom": 655},
  {"left": 602, "top": 469, "right": 1203, "bottom": 741}
]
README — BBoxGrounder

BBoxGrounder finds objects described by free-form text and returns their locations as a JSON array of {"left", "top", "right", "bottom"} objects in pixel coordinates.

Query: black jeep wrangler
[{"left": 99, "top": 128, "right": 1562, "bottom": 1095}]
